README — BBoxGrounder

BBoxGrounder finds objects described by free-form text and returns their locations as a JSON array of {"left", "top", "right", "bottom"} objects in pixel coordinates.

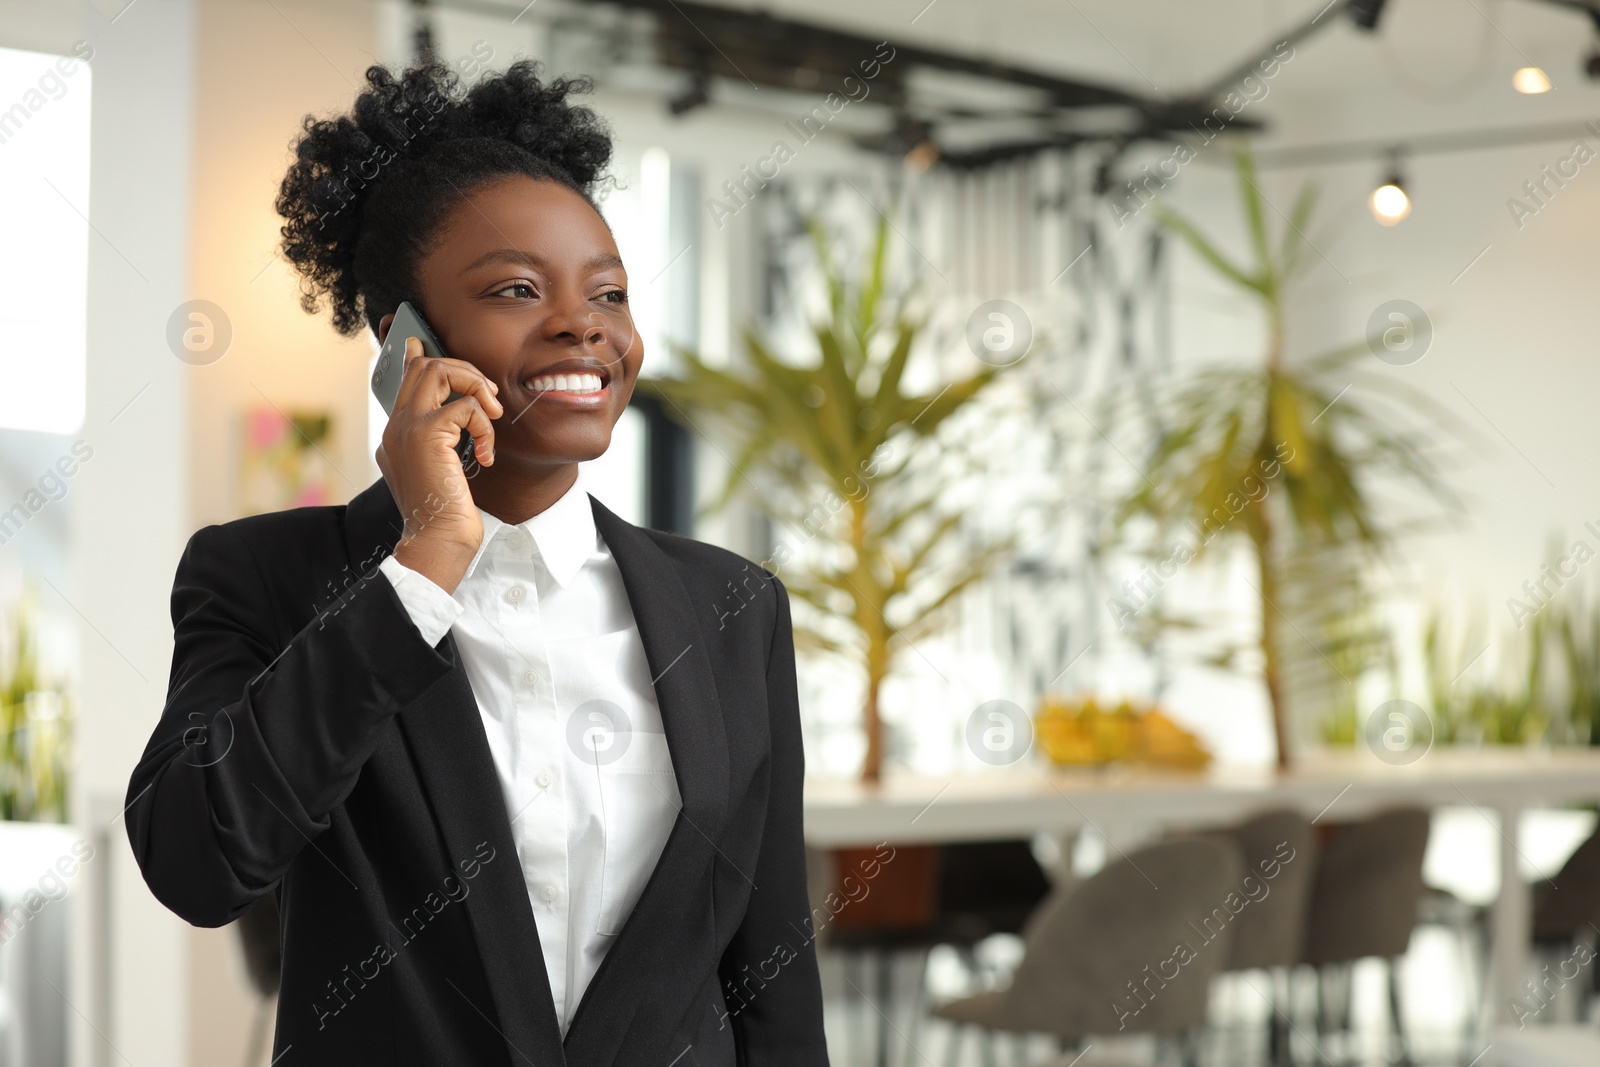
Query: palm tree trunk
[
  {"left": 1261, "top": 308, "right": 1292, "bottom": 770},
  {"left": 863, "top": 657, "right": 886, "bottom": 784},
  {"left": 1256, "top": 514, "right": 1291, "bottom": 771},
  {"left": 850, "top": 496, "right": 891, "bottom": 783}
]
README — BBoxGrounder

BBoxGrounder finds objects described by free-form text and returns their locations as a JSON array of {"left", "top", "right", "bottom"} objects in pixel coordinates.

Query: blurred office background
[{"left": 6, "top": 0, "right": 1600, "bottom": 1063}]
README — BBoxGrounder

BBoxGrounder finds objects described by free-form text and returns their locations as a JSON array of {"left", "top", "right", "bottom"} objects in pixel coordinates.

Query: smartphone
[{"left": 371, "top": 301, "right": 476, "bottom": 468}]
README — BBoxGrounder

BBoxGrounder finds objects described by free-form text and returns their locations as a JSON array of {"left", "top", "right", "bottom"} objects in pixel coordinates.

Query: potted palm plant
[
  {"left": 1, "top": 584, "right": 71, "bottom": 822},
  {"left": 1113, "top": 142, "right": 1462, "bottom": 769},
  {"left": 640, "top": 214, "right": 1031, "bottom": 782}
]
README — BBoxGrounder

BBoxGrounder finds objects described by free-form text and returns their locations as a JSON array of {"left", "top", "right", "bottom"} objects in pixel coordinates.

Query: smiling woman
[{"left": 125, "top": 57, "right": 826, "bottom": 1067}]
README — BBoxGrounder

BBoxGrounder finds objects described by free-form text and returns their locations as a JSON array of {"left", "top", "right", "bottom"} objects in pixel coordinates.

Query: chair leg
[
  {"left": 1180, "top": 1027, "right": 1203, "bottom": 1067},
  {"left": 846, "top": 952, "right": 865, "bottom": 1066},
  {"left": 906, "top": 949, "right": 931, "bottom": 1067},
  {"left": 1455, "top": 921, "right": 1483, "bottom": 1062},
  {"left": 1389, "top": 957, "right": 1413, "bottom": 1067},
  {"left": 1314, "top": 964, "right": 1329, "bottom": 1041},
  {"left": 875, "top": 949, "right": 893, "bottom": 1067},
  {"left": 1267, "top": 967, "right": 1290, "bottom": 1067}
]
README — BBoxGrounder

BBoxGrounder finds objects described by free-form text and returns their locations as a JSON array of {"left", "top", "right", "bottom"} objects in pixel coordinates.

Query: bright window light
[{"left": 0, "top": 45, "right": 92, "bottom": 434}]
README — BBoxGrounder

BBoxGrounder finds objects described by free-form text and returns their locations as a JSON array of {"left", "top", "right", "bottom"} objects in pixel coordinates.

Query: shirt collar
[{"left": 461, "top": 475, "right": 595, "bottom": 587}]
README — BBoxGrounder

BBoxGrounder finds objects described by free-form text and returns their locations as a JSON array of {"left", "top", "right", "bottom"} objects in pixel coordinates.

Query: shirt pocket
[{"left": 595, "top": 730, "right": 681, "bottom": 936}]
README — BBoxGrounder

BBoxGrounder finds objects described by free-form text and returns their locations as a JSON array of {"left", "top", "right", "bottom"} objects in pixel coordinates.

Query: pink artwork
[{"left": 238, "top": 407, "right": 334, "bottom": 517}]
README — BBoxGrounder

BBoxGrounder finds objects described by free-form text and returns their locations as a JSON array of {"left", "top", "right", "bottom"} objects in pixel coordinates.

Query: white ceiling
[{"left": 704, "top": 0, "right": 1600, "bottom": 154}]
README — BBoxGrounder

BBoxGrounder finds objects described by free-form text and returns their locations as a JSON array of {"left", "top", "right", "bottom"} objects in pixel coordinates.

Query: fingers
[
  {"left": 393, "top": 337, "right": 504, "bottom": 421},
  {"left": 442, "top": 394, "right": 498, "bottom": 466}
]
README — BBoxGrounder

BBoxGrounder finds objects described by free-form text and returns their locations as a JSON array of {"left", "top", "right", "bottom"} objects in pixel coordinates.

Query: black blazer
[{"left": 125, "top": 476, "right": 828, "bottom": 1066}]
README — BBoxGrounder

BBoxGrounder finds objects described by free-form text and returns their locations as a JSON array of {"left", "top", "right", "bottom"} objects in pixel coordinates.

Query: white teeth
[{"left": 528, "top": 373, "right": 603, "bottom": 394}]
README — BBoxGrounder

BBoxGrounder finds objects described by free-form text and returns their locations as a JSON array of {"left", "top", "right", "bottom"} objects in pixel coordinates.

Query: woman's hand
[{"left": 375, "top": 336, "right": 503, "bottom": 594}]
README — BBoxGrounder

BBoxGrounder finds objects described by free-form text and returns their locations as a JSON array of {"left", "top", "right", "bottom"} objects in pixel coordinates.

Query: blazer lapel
[
  {"left": 562, "top": 495, "right": 732, "bottom": 1060},
  {"left": 343, "top": 478, "right": 566, "bottom": 1067}
]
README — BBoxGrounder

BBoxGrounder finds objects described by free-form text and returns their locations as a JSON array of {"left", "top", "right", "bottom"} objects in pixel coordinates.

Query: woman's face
[{"left": 385, "top": 175, "right": 641, "bottom": 473}]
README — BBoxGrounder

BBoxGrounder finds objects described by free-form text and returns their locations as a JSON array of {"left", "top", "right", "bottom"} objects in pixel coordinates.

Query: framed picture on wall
[{"left": 238, "top": 407, "right": 334, "bottom": 518}]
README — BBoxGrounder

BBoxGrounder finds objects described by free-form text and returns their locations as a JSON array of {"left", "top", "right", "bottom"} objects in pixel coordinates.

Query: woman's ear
[{"left": 376, "top": 312, "right": 395, "bottom": 344}]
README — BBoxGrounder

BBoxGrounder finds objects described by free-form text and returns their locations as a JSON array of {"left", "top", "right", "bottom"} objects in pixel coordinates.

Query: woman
[{"left": 125, "top": 60, "right": 827, "bottom": 1066}]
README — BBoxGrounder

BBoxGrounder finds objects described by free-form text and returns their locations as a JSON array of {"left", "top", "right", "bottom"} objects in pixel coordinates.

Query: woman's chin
[{"left": 495, "top": 434, "right": 614, "bottom": 469}]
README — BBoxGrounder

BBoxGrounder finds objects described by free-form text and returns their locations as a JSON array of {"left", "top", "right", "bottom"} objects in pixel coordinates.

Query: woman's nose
[{"left": 540, "top": 302, "right": 611, "bottom": 348}]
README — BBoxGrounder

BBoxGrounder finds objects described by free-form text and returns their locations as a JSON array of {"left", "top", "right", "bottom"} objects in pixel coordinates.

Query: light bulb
[
  {"left": 1513, "top": 66, "right": 1552, "bottom": 94},
  {"left": 1370, "top": 181, "right": 1411, "bottom": 225}
]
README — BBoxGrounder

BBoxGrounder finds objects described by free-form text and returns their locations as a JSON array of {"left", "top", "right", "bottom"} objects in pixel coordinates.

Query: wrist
[{"left": 393, "top": 535, "right": 474, "bottom": 595}]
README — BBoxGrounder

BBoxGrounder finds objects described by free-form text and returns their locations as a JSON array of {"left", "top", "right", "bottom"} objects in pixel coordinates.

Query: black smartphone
[{"left": 371, "top": 300, "right": 476, "bottom": 468}]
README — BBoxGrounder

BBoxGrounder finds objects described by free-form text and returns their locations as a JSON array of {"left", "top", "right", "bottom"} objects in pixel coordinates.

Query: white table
[{"left": 804, "top": 747, "right": 1600, "bottom": 1024}]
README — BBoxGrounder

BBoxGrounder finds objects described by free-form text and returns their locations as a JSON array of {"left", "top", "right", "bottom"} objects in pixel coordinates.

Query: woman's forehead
[{"left": 430, "top": 176, "right": 621, "bottom": 271}]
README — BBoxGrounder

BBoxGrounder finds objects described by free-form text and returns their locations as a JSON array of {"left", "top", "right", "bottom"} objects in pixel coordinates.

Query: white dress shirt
[{"left": 376, "top": 477, "right": 680, "bottom": 1035}]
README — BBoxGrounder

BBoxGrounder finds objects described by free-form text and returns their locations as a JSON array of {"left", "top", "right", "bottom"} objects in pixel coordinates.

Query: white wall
[{"left": 0, "top": 0, "right": 208, "bottom": 1064}]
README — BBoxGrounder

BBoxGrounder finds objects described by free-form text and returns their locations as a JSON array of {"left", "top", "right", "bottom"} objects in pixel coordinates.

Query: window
[{"left": 0, "top": 44, "right": 92, "bottom": 434}]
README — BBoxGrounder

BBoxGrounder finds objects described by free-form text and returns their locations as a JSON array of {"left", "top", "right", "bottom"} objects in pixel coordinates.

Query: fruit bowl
[{"left": 1034, "top": 694, "right": 1212, "bottom": 770}]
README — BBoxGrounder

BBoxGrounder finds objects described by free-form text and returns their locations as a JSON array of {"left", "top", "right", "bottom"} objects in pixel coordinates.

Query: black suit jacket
[{"left": 125, "top": 477, "right": 829, "bottom": 1066}]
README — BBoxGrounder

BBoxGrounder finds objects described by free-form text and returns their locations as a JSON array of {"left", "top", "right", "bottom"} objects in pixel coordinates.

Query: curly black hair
[{"left": 275, "top": 59, "right": 614, "bottom": 337}]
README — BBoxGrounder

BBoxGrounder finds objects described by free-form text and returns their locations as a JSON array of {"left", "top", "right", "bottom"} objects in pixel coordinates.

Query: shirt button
[
  {"left": 523, "top": 668, "right": 540, "bottom": 686},
  {"left": 506, "top": 585, "right": 525, "bottom": 604},
  {"left": 535, "top": 768, "right": 553, "bottom": 788},
  {"left": 541, "top": 884, "right": 557, "bottom": 902},
  {"left": 508, "top": 530, "right": 530, "bottom": 552}
]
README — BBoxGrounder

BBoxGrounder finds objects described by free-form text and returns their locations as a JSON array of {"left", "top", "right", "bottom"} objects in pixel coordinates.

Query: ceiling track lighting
[
  {"left": 1369, "top": 152, "right": 1411, "bottom": 226},
  {"left": 667, "top": 71, "right": 711, "bottom": 116},
  {"left": 1348, "top": 0, "right": 1389, "bottom": 32},
  {"left": 1584, "top": 12, "right": 1600, "bottom": 80}
]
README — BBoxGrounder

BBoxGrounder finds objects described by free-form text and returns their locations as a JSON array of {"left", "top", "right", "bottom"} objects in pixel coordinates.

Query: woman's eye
[
  {"left": 492, "top": 282, "right": 536, "bottom": 299},
  {"left": 600, "top": 289, "right": 628, "bottom": 305}
]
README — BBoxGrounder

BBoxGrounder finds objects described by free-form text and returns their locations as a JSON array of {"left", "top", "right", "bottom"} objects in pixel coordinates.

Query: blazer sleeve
[
  {"left": 718, "top": 574, "right": 830, "bottom": 1064},
  {"left": 125, "top": 522, "right": 454, "bottom": 927}
]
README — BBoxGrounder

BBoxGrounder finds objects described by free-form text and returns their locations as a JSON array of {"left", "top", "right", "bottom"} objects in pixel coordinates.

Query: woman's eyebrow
[{"left": 460, "top": 248, "right": 625, "bottom": 274}]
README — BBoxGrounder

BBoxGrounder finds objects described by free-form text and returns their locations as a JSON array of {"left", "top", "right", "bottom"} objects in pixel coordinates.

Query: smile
[{"left": 526, "top": 372, "right": 605, "bottom": 394}]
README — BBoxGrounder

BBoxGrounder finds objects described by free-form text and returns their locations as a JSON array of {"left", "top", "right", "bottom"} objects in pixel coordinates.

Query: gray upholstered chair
[
  {"left": 1532, "top": 823, "right": 1600, "bottom": 946},
  {"left": 933, "top": 836, "right": 1245, "bottom": 1067},
  {"left": 1529, "top": 823, "right": 1600, "bottom": 1020},
  {"left": 1220, "top": 809, "right": 1317, "bottom": 971},
  {"left": 1211, "top": 809, "right": 1317, "bottom": 1066},
  {"left": 1300, "top": 807, "right": 1432, "bottom": 1066}
]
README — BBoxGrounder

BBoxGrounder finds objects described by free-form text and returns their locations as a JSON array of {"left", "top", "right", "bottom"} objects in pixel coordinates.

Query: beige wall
[{"left": 188, "top": 0, "right": 380, "bottom": 534}]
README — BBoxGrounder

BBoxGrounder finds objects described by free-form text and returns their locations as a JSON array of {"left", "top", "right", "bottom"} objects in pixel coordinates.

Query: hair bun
[{"left": 275, "top": 58, "right": 613, "bottom": 336}]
